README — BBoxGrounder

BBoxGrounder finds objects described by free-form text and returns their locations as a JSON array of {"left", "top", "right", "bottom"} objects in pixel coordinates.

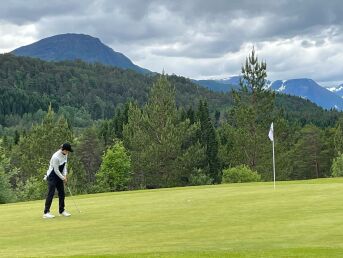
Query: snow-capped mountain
[
  {"left": 327, "top": 84, "right": 343, "bottom": 98},
  {"left": 193, "top": 76, "right": 241, "bottom": 92},
  {"left": 215, "top": 76, "right": 242, "bottom": 86},
  {"left": 195, "top": 76, "right": 343, "bottom": 110},
  {"left": 270, "top": 79, "right": 343, "bottom": 110}
]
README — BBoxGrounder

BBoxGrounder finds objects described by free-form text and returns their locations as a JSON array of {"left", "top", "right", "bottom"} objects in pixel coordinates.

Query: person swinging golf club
[{"left": 43, "top": 143, "right": 73, "bottom": 219}]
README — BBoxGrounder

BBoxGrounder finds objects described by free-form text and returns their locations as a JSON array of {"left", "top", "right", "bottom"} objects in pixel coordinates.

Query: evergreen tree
[
  {"left": 270, "top": 118, "right": 299, "bottom": 181},
  {"left": 186, "top": 106, "right": 196, "bottom": 124},
  {"left": 331, "top": 153, "right": 343, "bottom": 177},
  {"left": 228, "top": 48, "right": 275, "bottom": 177},
  {"left": 75, "top": 127, "right": 105, "bottom": 189},
  {"left": 10, "top": 106, "right": 75, "bottom": 196},
  {"left": 334, "top": 117, "right": 343, "bottom": 155},
  {"left": 14, "top": 130, "right": 20, "bottom": 145},
  {"left": 290, "top": 125, "right": 331, "bottom": 179},
  {"left": 99, "top": 120, "right": 115, "bottom": 147},
  {"left": 123, "top": 75, "right": 205, "bottom": 188},
  {"left": 2, "top": 135, "right": 12, "bottom": 150},
  {"left": 99, "top": 103, "right": 130, "bottom": 147},
  {"left": 0, "top": 140, "right": 16, "bottom": 203},
  {"left": 217, "top": 123, "right": 235, "bottom": 170},
  {"left": 196, "top": 100, "right": 220, "bottom": 183},
  {"left": 214, "top": 110, "right": 221, "bottom": 128}
]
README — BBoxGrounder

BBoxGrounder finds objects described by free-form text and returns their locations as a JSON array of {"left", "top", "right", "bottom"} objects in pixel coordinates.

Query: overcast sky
[{"left": 1, "top": 0, "right": 343, "bottom": 86}]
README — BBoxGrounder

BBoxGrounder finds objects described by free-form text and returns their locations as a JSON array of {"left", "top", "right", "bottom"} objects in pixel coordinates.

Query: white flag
[{"left": 268, "top": 122, "right": 274, "bottom": 142}]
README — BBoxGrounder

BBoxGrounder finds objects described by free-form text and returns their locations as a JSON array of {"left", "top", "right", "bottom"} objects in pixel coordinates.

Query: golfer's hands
[{"left": 63, "top": 176, "right": 68, "bottom": 184}]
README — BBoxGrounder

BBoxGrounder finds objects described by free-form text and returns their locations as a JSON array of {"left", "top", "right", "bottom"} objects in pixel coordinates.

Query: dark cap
[{"left": 61, "top": 142, "right": 73, "bottom": 152}]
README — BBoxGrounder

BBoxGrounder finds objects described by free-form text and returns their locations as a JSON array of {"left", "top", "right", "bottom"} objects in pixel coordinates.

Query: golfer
[{"left": 43, "top": 143, "right": 73, "bottom": 219}]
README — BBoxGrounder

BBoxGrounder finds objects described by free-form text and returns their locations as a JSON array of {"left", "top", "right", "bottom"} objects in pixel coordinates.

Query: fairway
[{"left": 1, "top": 178, "right": 343, "bottom": 257}]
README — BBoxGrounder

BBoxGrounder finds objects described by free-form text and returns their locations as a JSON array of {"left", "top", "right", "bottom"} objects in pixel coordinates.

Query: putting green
[{"left": 1, "top": 178, "right": 343, "bottom": 257}]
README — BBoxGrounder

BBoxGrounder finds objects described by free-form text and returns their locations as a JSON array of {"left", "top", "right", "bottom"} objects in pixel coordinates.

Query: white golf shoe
[
  {"left": 60, "top": 210, "right": 71, "bottom": 217},
  {"left": 43, "top": 212, "right": 55, "bottom": 219}
]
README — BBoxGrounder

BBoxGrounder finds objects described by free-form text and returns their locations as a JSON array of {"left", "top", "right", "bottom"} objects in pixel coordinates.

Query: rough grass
[{"left": 1, "top": 178, "right": 343, "bottom": 257}]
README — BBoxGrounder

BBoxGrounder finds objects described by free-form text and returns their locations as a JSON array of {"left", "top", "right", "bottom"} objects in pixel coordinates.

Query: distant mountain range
[
  {"left": 192, "top": 76, "right": 241, "bottom": 92},
  {"left": 10, "top": 33, "right": 343, "bottom": 111},
  {"left": 193, "top": 76, "right": 270, "bottom": 92},
  {"left": 270, "top": 79, "right": 343, "bottom": 110},
  {"left": 194, "top": 76, "right": 343, "bottom": 111},
  {"left": 12, "top": 33, "right": 150, "bottom": 74}
]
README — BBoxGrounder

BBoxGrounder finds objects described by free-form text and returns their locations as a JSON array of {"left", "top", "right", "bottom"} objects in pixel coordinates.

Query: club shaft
[{"left": 67, "top": 185, "right": 81, "bottom": 213}]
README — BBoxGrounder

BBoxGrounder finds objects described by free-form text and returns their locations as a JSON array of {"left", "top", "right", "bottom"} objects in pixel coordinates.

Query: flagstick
[
  {"left": 268, "top": 122, "right": 276, "bottom": 190},
  {"left": 272, "top": 137, "right": 276, "bottom": 190}
]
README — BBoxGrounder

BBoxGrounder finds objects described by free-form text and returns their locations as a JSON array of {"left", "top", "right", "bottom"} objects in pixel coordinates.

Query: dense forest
[
  {"left": 0, "top": 52, "right": 342, "bottom": 203},
  {"left": 0, "top": 54, "right": 231, "bottom": 126}
]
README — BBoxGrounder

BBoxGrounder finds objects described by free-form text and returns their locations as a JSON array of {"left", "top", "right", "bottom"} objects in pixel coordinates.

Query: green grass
[{"left": 1, "top": 178, "right": 343, "bottom": 257}]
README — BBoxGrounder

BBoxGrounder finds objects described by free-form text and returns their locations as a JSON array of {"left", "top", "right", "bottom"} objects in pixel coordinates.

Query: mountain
[
  {"left": 194, "top": 76, "right": 273, "bottom": 93},
  {"left": 197, "top": 76, "right": 343, "bottom": 110},
  {"left": 193, "top": 76, "right": 241, "bottom": 92},
  {"left": 12, "top": 33, "right": 150, "bottom": 74},
  {"left": 328, "top": 84, "right": 343, "bottom": 98},
  {"left": 192, "top": 79, "right": 236, "bottom": 92},
  {"left": 216, "top": 76, "right": 241, "bottom": 86},
  {"left": 270, "top": 79, "right": 343, "bottom": 110}
]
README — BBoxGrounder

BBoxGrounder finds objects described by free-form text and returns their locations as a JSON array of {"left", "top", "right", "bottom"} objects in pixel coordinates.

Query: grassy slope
[{"left": 1, "top": 178, "right": 343, "bottom": 257}]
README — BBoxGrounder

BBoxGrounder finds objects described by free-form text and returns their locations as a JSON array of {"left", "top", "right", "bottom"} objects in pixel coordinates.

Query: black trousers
[{"left": 44, "top": 164, "right": 66, "bottom": 214}]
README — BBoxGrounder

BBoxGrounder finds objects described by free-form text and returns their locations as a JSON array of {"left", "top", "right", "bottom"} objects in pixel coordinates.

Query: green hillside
[
  {"left": 0, "top": 54, "right": 230, "bottom": 123},
  {"left": 0, "top": 54, "right": 339, "bottom": 129},
  {"left": 1, "top": 178, "right": 343, "bottom": 257}
]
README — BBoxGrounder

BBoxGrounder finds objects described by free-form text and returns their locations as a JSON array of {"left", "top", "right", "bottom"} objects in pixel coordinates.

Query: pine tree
[
  {"left": 11, "top": 106, "right": 73, "bottom": 183},
  {"left": 196, "top": 100, "right": 220, "bottom": 183},
  {"left": 214, "top": 110, "right": 221, "bottom": 128},
  {"left": 14, "top": 130, "right": 20, "bottom": 145},
  {"left": 99, "top": 103, "right": 131, "bottom": 146},
  {"left": 187, "top": 106, "right": 196, "bottom": 124},
  {"left": 0, "top": 140, "right": 16, "bottom": 203},
  {"left": 334, "top": 117, "right": 343, "bottom": 155},
  {"left": 123, "top": 75, "right": 205, "bottom": 188},
  {"left": 76, "top": 127, "right": 105, "bottom": 188},
  {"left": 291, "top": 125, "right": 331, "bottom": 179},
  {"left": 228, "top": 48, "right": 275, "bottom": 175}
]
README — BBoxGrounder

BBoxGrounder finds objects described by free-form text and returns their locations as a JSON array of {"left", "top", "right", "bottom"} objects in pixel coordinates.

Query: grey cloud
[
  {"left": 0, "top": 0, "right": 92, "bottom": 24},
  {"left": 1, "top": 0, "right": 343, "bottom": 84},
  {"left": 301, "top": 40, "right": 313, "bottom": 48},
  {"left": 136, "top": 40, "right": 239, "bottom": 60},
  {"left": 315, "top": 39, "right": 325, "bottom": 47},
  {"left": 3, "top": 0, "right": 343, "bottom": 58}
]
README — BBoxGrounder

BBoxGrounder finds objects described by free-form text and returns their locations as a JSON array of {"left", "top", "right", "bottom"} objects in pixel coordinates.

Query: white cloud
[
  {"left": 0, "top": 22, "right": 38, "bottom": 53},
  {"left": 258, "top": 34, "right": 343, "bottom": 84}
]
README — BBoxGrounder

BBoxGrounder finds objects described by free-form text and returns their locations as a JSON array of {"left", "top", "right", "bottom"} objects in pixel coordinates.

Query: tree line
[{"left": 0, "top": 50, "right": 342, "bottom": 203}]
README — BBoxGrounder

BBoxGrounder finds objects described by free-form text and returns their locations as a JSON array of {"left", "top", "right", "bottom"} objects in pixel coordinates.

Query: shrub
[
  {"left": 222, "top": 165, "right": 261, "bottom": 183},
  {"left": 96, "top": 141, "right": 132, "bottom": 192},
  {"left": 189, "top": 168, "right": 212, "bottom": 186},
  {"left": 16, "top": 176, "right": 46, "bottom": 201}
]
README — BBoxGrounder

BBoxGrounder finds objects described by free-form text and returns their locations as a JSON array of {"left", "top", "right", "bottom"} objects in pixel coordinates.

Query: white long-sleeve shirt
[{"left": 45, "top": 150, "right": 68, "bottom": 180}]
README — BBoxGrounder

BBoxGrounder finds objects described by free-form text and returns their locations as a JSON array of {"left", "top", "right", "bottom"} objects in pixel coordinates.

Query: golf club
[{"left": 66, "top": 184, "right": 81, "bottom": 213}]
